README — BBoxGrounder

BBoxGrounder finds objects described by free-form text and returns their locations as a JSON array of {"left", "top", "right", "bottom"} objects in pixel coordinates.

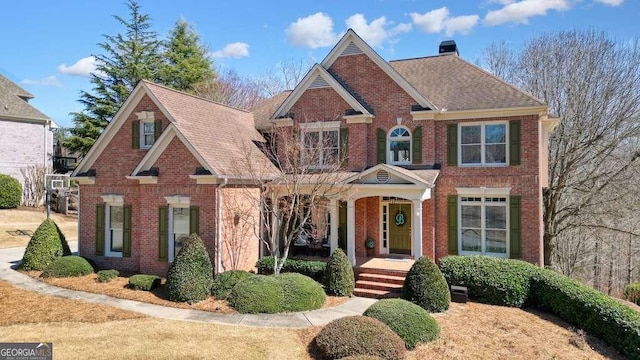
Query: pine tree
[
  {"left": 65, "top": 0, "right": 163, "bottom": 155},
  {"left": 160, "top": 19, "right": 215, "bottom": 92}
]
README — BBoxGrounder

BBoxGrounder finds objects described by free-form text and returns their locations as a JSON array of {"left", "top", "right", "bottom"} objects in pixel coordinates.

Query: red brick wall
[{"left": 220, "top": 186, "right": 261, "bottom": 272}]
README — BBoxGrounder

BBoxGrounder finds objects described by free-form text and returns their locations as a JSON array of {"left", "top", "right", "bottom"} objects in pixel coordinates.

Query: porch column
[
  {"left": 412, "top": 199, "right": 423, "bottom": 260},
  {"left": 329, "top": 199, "right": 338, "bottom": 254},
  {"left": 347, "top": 199, "right": 356, "bottom": 265}
]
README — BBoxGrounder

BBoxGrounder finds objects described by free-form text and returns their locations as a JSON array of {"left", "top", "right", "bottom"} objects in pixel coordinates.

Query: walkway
[{"left": 0, "top": 242, "right": 376, "bottom": 328}]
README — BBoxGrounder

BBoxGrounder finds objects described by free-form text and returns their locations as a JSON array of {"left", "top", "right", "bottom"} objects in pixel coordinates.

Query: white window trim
[
  {"left": 140, "top": 119, "right": 155, "bottom": 149},
  {"left": 301, "top": 122, "right": 341, "bottom": 169},
  {"left": 458, "top": 194, "right": 509, "bottom": 258},
  {"left": 101, "top": 195, "right": 125, "bottom": 258},
  {"left": 458, "top": 121, "right": 508, "bottom": 167},
  {"left": 387, "top": 125, "right": 411, "bottom": 165},
  {"left": 165, "top": 196, "right": 190, "bottom": 262}
]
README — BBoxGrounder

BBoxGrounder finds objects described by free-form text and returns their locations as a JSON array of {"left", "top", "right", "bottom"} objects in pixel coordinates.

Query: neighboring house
[
  {"left": 71, "top": 81, "right": 278, "bottom": 275},
  {"left": 252, "top": 30, "right": 558, "bottom": 266},
  {"left": 0, "top": 73, "right": 56, "bottom": 196}
]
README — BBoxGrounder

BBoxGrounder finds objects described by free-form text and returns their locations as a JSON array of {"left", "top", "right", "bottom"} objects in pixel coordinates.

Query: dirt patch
[
  {"left": 0, "top": 280, "right": 143, "bottom": 325},
  {"left": 0, "top": 208, "right": 77, "bottom": 248}
]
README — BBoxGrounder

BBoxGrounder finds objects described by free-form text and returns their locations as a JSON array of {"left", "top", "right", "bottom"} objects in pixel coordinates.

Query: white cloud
[
  {"left": 485, "top": 0, "right": 570, "bottom": 26},
  {"left": 410, "top": 7, "right": 480, "bottom": 36},
  {"left": 593, "top": 0, "right": 623, "bottom": 5},
  {"left": 285, "top": 12, "right": 338, "bottom": 48},
  {"left": 209, "top": 42, "right": 250, "bottom": 59},
  {"left": 21, "top": 75, "right": 62, "bottom": 87},
  {"left": 57, "top": 56, "right": 97, "bottom": 77},
  {"left": 345, "top": 14, "right": 412, "bottom": 47}
]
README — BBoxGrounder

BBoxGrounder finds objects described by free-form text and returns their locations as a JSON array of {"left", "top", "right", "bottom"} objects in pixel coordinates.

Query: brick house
[
  {"left": 252, "top": 30, "right": 558, "bottom": 267},
  {"left": 71, "top": 81, "right": 278, "bottom": 275}
]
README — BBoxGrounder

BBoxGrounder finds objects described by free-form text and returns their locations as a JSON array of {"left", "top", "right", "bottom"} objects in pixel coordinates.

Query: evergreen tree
[
  {"left": 65, "top": 0, "right": 163, "bottom": 155},
  {"left": 160, "top": 19, "right": 215, "bottom": 92}
]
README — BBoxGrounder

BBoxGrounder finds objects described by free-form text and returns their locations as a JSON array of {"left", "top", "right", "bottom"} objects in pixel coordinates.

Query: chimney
[{"left": 439, "top": 40, "right": 458, "bottom": 56}]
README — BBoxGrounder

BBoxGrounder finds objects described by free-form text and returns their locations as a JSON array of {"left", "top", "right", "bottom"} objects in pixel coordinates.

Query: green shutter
[
  {"left": 447, "top": 195, "right": 458, "bottom": 255},
  {"left": 95, "top": 204, "right": 105, "bottom": 256},
  {"left": 158, "top": 206, "right": 168, "bottom": 262},
  {"left": 132, "top": 120, "right": 140, "bottom": 149},
  {"left": 447, "top": 124, "right": 457, "bottom": 166},
  {"left": 190, "top": 206, "right": 200, "bottom": 235},
  {"left": 412, "top": 126, "right": 422, "bottom": 164},
  {"left": 509, "top": 196, "right": 521, "bottom": 259},
  {"left": 376, "top": 128, "right": 386, "bottom": 164},
  {"left": 339, "top": 127, "right": 349, "bottom": 165},
  {"left": 509, "top": 120, "right": 521, "bottom": 166},
  {"left": 122, "top": 205, "right": 132, "bottom": 257},
  {"left": 154, "top": 119, "right": 162, "bottom": 141}
]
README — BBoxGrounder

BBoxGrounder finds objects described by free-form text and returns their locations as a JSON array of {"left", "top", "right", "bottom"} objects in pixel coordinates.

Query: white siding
[{"left": 0, "top": 119, "right": 53, "bottom": 186}]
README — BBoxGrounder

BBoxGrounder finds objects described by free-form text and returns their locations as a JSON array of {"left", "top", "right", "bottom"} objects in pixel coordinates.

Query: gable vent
[
  {"left": 376, "top": 170, "right": 390, "bottom": 184},
  {"left": 309, "top": 75, "right": 330, "bottom": 89},
  {"left": 341, "top": 41, "right": 364, "bottom": 56}
]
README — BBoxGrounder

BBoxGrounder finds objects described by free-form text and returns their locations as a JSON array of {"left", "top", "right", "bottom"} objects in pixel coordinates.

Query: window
[
  {"left": 460, "top": 123, "right": 507, "bottom": 165},
  {"left": 302, "top": 129, "right": 339, "bottom": 167},
  {"left": 141, "top": 121, "right": 155, "bottom": 149},
  {"left": 169, "top": 207, "right": 190, "bottom": 262},
  {"left": 459, "top": 196, "right": 508, "bottom": 257},
  {"left": 106, "top": 205, "right": 124, "bottom": 256},
  {"left": 388, "top": 126, "right": 411, "bottom": 164}
]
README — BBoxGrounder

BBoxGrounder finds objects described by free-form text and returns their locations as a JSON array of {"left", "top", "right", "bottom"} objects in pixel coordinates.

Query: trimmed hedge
[
  {"left": 41, "top": 256, "right": 94, "bottom": 278},
  {"left": 21, "top": 219, "right": 72, "bottom": 271},
  {"left": 363, "top": 299, "right": 440, "bottom": 349},
  {"left": 401, "top": 257, "right": 450, "bottom": 312},
  {"left": 166, "top": 234, "right": 214, "bottom": 303},
  {"left": 256, "top": 256, "right": 326, "bottom": 282},
  {"left": 313, "top": 316, "right": 406, "bottom": 360},
  {"left": 211, "top": 270, "right": 254, "bottom": 299},
  {"left": 324, "top": 248, "right": 355, "bottom": 296},
  {"left": 624, "top": 283, "right": 640, "bottom": 306},
  {"left": 228, "top": 273, "right": 325, "bottom": 313},
  {"left": 129, "top": 274, "right": 161, "bottom": 291},
  {"left": 0, "top": 174, "right": 22, "bottom": 209},
  {"left": 97, "top": 269, "right": 119, "bottom": 283},
  {"left": 439, "top": 256, "right": 537, "bottom": 307}
]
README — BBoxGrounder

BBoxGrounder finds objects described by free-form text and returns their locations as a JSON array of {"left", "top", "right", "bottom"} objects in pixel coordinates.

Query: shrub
[
  {"left": 529, "top": 269, "right": 640, "bottom": 360},
  {"left": 256, "top": 256, "right": 326, "bottom": 282},
  {"left": 401, "top": 257, "right": 450, "bottom": 312},
  {"left": 363, "top": 299, "right": 440, "bottom": 349},
  {"left": 339, "top": 356, "right": 384, "bottom": 360},
  {"left": 97, "top": 269, "right": 119, "bottom": 283},
  {"left": 624, "top": 283, "right": 640, "bottom": 306},
  {"left": 41, "top": 256, "right": 94, "bottom": 278},
  {"left": 228, "top": 275, "right": 284, "bottom": 314},
  {"left": 314, "top": 316, "right": 406, "bottom": 360},
  {"left": 0, "top": 174, "right": 22, "bottom": 209},
  {"left": 211, "top": 270, "right": 254, "bottom": 299},
  {"left": 276, "top": 273, "right": 326, "bottom": 312},
  {"left": 129, "top": 274, "right": 161, "bottom": 291},
  {"left": 21, "top": 219, "right": 72, "bottom": 271},
  {"left": 439, "top": 256, "right": 537, "bottom": 307},
  {"left": 324, "top": 248, "right": 355, "bottom": 296},
  {"left": 165, "top": 234, "right": 214, "bottom": 303}
]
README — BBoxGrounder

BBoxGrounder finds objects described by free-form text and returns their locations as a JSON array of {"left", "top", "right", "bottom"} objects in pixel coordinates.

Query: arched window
[{"left": 388, "top": 126, "right": 411, "bottom": 164}]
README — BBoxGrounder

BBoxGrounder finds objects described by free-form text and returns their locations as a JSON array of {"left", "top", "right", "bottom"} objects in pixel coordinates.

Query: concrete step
[
  {"left": 358, "top": 273, "right": 406, "bottom": 285},
  {"left": 356, "top": 267, "right": 408, "bottom": 278},
  {"left": 353, "top": 287, "right": 400, "bottom": 299},
  {"left": 355, "top": 280, "right": 403, "bottom": 292}
]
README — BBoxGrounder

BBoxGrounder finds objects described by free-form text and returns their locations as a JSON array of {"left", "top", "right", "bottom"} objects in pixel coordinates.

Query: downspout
[{"left": 216, "top": 178, "right": 228, "bottom": 274}]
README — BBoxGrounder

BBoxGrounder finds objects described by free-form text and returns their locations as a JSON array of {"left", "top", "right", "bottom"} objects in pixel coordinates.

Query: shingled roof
[
  {"left": 0, "top": 73, "right": 51, "bottom": 122},
  {"left": 250, "top": 90, "right": 292, "bottom": 130},
  {"left": 389, "top": 54, "right": 544, "bottom": 111}
]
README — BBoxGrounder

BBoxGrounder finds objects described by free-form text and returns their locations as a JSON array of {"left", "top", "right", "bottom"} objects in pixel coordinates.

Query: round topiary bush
[
  {"left": 228, "top": 275, "right": 284, "bottom": 313},
  {"left": 0, "top": 174, "right": 22, "bottom": 209},
  {"left": 276, "top": 273, "right": 326, "bottom": 312},
  {"left": 97, "top": 269, "right": 119, "bottom": 283},
  {"left": 21, "top": 219, "right": 72, "bottom": 271},
  {"left": 211, "top": 270, "right": 254, "bottom": 299},
  {"left": 401, "top": 256, "right": 450, "bottom": 313},
  {"left": 314, "top": 316, "right": 406, "bottom": 360},
  {"left": 623, "top": 283, "right": 640, "bottom": 306},
  {"left": 165, "top": 234, "right": 214, "bottom": 303},
  {"left": 363, "top": 298, "right": 440, "bottom": 349},
  {"left": 41, "top": 256, "right": 94, "bottom": 278},
  {"left": 129, "top": 274, "right": 161, "bottom": 291},
  {"left": 324, "top": 248, "right": 355, "bottom": 296}
]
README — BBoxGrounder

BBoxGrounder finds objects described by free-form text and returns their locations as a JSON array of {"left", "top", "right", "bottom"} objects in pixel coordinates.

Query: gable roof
[
  {"left": 389, "top": 54, "right": 544, "bottom": 111},
  {"left": 345, "top": 164, "right": 439, "bottom": 187},
  {"left": 0, "top": 73, "right": 52, "bottom": 123},
  {"left": 251, "top": 90, "right": 291, "bottom": 130},
  {"left": 73, "top": 80, "right": 279, "bottom": 180}
]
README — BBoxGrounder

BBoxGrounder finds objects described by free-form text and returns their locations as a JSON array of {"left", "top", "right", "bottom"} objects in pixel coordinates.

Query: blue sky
[{"left": 0, "top": 0, "right": 636, "bottom": 128}]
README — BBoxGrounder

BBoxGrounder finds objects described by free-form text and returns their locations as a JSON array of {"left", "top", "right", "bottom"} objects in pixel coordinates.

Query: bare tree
[
  {"left": 254, "top": 57, "right": 313, "bottom": 97},
  {"left": 192, "top": 67, "right": 264, "bottom": 109},
  {"left": 20, "top": 165, "right": 49, "bottom": 207}
]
